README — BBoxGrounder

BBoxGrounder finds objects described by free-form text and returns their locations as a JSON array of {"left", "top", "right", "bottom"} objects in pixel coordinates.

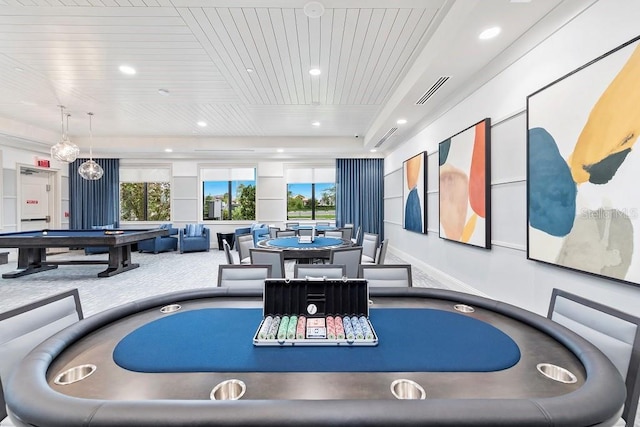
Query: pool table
[
  {"left": 5, "top": 287, "right": 626, "bottom": 426},
  {"left": 0, "top": 228, "right": 168, "bottom": 278}
]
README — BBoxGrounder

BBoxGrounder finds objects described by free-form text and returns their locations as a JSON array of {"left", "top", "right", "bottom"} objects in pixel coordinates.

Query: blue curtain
[
  {"left": 335, "top": 158, "right": 384, "bottom": 240},
  {"left": 69, "top": 158, "right": 120, "bottom": 229}
]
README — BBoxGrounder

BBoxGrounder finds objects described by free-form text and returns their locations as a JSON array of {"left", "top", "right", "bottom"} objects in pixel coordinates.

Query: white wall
[{"left": 384, "top": 0, "right": 640, "bottom": 316}]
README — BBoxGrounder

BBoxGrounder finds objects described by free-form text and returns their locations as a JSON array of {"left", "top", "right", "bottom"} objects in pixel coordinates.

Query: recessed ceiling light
[
  {"left": 119, "top": 65, "right": 136, "bottom": 75},
  {"left": 370, "top": 149, "right": 377, "bottom": 153},
  {"left": 303, "top": 1, "right": 325, "bottom": 18},
  {"left": 197, "top": 121, "right": 207, "bottom": 127},
  {"left": 14, "top": 67, "right": 24, "bottom": 72},
  {"left": 396, "top": 119, "right": 407, "bottom": 125},
  {"left": 158, "top": 88, "right": 170, "bottom": 96},
  {"left": 277, "top": 148, "right": 284, "bottom": 153},
  {"left": 479, "top": 27, "right": 501, "bottom": 40},
  {"left": 165, "top": 148, "right": 173, "bottom": 153},
  {"left": 311, "top": 121, "right": 321, "bottom": 127},
  {"left": 309, "top": 68, "right": 321, "bottom": 76},
  {"left": 246, "top": 68, "right": 254, "bottom": 73}
]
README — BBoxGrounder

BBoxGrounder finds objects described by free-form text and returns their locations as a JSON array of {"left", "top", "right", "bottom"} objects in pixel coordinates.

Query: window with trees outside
[
  {"left": 202, "top": 167, "right": 256, "bottom": 220},
  {"left": 120, "top": 167, "right": 171, "bottom": 221},
  {"left": 286, "top": 167, "right": 335, "bottom": 220}
]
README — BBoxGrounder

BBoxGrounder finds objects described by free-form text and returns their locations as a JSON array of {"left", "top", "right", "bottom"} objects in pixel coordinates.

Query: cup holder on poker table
[
  {"left": 210, "top": 379, "right": 246, "bottom": 400},
  {"left": 390, "top": 379, "right": 426, "bottom": 400},
  {"left": 536, "top": 363, "right": 577, "bottom": 384},
  {"left": 54, "top": 364, "right": 97, "bottom": 385}
]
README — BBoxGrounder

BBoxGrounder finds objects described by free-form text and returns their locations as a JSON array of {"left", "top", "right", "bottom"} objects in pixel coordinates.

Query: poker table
[
  {"left": 256, "top": 236, "right": 351, "bottom": 262},
  {"left": 0, "top": 228, "right": 167, "bottom": 278},
  {"left": 5, "top": 287, "right": 626, "bottom": 426}
]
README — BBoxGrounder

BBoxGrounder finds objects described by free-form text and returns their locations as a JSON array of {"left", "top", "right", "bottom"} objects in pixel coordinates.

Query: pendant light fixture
[
  {"left": 51, "top": 105, "right": 79, "bottom": 163},
  {"left": 78, "top": 112, "right": 104, "bottom": 180}
]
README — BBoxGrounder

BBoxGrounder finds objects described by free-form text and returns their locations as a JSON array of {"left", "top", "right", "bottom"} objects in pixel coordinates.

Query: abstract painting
[
  {"left": 527, "top": 35, "right": 640, "bottom": 287},
  {"left": 403, "top": 152, "right": 427, "bottom": 234},
  {"left": 439, "top": 119, "right": 491, "bottom": 248}
]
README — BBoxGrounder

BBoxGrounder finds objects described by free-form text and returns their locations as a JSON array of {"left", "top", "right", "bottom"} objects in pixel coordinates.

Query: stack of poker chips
[
  {"left": 326, "top": 316, "right": 336, "bottom": 339},
  {"left": 277, "top": 316, "right": 290, "bottom": 341},
  {"left": 266, "top": 315, "right": 281, "bottom": 339},
  {"left": 359, "top": 315, "right": 375, "bottom": 340},
  {"left": 287, "top": 315, "right": 298, "bottom": 339},
  {"left": 258, "top": 315, "right": 273, "bottom": 339},
  {"left": 334, "top": 316, "right": 345, "bottom": 339},
  {"left": 296, "top": 316, "right": 306, "bottom": 339},
  {"left": 342, "top": 316, "right": 355, "bottom": 341},
  {"left": 350, "top": 315, "right": 364, "bottom": 340}
]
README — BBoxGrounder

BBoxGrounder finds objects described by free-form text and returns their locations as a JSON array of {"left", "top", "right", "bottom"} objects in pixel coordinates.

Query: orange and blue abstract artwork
[
  {"left": 403, "top": 152, "right": 427, "bottom": 234},
  {"left": 527, "top": 36, "right": 640, "bottom": 285},
  {"left": 439, "top": 118, "right": 491, "bottom": 248}
]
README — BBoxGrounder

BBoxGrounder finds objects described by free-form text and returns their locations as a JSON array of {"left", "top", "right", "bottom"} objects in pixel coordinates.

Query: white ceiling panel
[{"left": 0, "top": 0, "right": 584, "bottom": 158}]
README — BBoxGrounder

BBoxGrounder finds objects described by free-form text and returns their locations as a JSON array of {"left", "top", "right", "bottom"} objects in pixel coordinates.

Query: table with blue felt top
[
  {"left": 0, "top": 228, "right": 167, "bottom": 278},
  {"left": 256, "top": 236, "right": 351, "bottom": 261}
]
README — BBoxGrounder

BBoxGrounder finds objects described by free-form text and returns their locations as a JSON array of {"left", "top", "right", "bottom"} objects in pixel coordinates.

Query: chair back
[
  {"left": 268, "top": 226, "right": 280, "bottom": 238},
  {"left": 329, "top": 246, "right": 363, "bottom": 278},
  {"left": 341, "top": 226, "right": 353, "bottom": 241},
  {"left": 376, "top": 239, "right": 389, "bottom": 265},
  {"left": 548, "top": 289, "right": 640, "bottom": 427},
  {"left": 249, "top": 248, "right": 285, "bottom": 278},
  {"left": 223, "top": 239, "right": 234, "bottom": 264},
  {"left": 0, "top": 290, "right": 83, "bottom": 422},
  {"left": 276, "top": 230, "right": 296, "bottom": 237},
  {"left": 316, "top": 221, "right": 330, "bottom": 226},
  {"left": 361, "top": 232, "right": 379, "bottom": 263},
  {"left": 285, "top": 222, "right": 299, "bottom": 229},
  {"left": 217, "top": 265, "right": 272, "bottom": 288},
  {"left": 236, "top": 234, "right": 254, "bottom": 264},
  {"left": 351, "top": 226, "right": 361, "bottom": 244},
  {"left": 324, "top": 230, "right": 344, "bottom": 239},
  {"left": 359, "top": 264, "right": 412, "bottom": 287},
  {"left": 294, "top": 264, "right": 346, "bottom": 279}
]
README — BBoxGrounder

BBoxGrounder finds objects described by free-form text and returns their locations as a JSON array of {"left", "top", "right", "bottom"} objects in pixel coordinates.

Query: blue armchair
[
  {"left": 234, "top": 224, "right": 269, "bottom": 250},
  {"left": 179, "top": 224, "right": 210, "bottom": 253},
  {"left": 138, "top": 224, "right": 178, "bottom": 254}
]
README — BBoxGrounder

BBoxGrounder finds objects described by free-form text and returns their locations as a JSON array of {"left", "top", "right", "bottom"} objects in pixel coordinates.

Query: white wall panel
[
  {"left": 172, "top": 176, "right": 197, "bottom": 199},
  {"left": 384, "top": 168, "right": 402, "bottom": 198},
  {"left": 491, "top": 112, "right": 526, "bottom": 183},
  {"left": 490, "top": 182, "right": 526, "bottom": 250},
  {"left": 258, "top": 199, "right": 286, "bottom": 222}
]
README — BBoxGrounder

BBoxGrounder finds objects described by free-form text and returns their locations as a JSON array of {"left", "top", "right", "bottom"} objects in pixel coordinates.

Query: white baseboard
[{"left": 388, "top": 246, "right": 489, "bottom": 298}]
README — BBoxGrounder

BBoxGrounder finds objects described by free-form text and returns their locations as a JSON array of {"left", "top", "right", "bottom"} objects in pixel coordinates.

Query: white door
[{"left": 20, "top": 169, "right": 52, "bottom": 231}]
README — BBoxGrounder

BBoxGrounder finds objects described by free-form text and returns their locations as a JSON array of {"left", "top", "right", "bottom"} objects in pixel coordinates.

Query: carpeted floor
[{"left": 0, "top": 248, "right": 446, "bottom": 317}]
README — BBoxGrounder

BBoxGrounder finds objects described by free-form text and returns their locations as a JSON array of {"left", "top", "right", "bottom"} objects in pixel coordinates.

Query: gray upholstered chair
[
  {"left": 217, "top": 264, "right": 271, "bottom": 288},
  {"left": 285, "top": 222, "right": 299, "bottom": 229},
  {"left": 249, "top": 248, "right": 285, "bottom": 278},
  {"left": 276, "top": 230, "right": 296, "bottom": 237},
  {"left": 361, "top": 232, "right": 379, "bottom": 264},
  {"left": 268, "top": 226, "right": 280, "bottom": 238},
  {"left": 376, "top": 239, "right": 389, "bottom": 265},
  {"left": 0, "top": 290, "right": 83, "bottom": 426},
  {"left": 342, "top": 225, "right": 354, "bottom": 241},
  {"left": 236, "top": 234, "right": 254, "bottom": 264},
  {"left": 294, "top": 264, "right": 346, "bottom": 279},
  {"left": 324, "top": 230, "right": 345, "bottom": 239},
  {"left": 316, "top": 221, "right": 330, "bottom": 226},
  {"left": 358, "top": 264, "right": 412, "bottom": 287},
  {"left": 297, "top": 228, "right": 314, "bottom": 237},
  {"left": 223, "top": 239, "right": 235, "bottom": 264},
  {"left": 350, "top": 226, "right": 361, "bottom": 245},
  {"left": 548, "top": 289, "right": 640, "bottom": 427},
  {"left": 329, "top": 246, "right": 362, "bottom": 278}
]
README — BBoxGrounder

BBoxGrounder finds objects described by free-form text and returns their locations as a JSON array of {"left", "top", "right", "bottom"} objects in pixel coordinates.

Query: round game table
[
  {"left": 5, "top": 287, "right": 625, "bottom": 427},
  {"left": 256, "top": 236, "right": 351, "bottom": 262}
]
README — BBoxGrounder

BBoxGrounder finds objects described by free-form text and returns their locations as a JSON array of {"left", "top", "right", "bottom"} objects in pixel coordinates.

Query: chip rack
[{"left": 253, "top": 278, "right": 378, "bottom": 346}]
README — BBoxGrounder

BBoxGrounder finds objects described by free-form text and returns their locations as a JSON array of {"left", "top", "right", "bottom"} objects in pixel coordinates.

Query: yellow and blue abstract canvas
[{"left": 403, "top": 152, "right": 427, "bottom": 234}]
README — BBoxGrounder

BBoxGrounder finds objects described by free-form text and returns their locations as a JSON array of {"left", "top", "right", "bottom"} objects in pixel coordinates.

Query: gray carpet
[{"left": 0, "top": 248, "right": 446, "bottom": 317}]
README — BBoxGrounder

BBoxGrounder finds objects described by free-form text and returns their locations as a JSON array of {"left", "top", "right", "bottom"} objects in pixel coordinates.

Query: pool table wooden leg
[
  {"left": 98, "top": 245, "right": 139, "bottom": 277},
  {"left": 1, "top": 248, "right": 58, "bottom": 278}
]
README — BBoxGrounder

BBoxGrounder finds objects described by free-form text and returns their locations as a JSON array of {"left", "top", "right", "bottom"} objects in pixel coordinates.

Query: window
[
  {"left": 202, "top": 167, "right": 256, "bottom": 220},
  {"left": 120, "top": 167, "right": 171, "bottom": 221},
  {"left": 286, "top": 167, "right": 335, "bottom": 220}
]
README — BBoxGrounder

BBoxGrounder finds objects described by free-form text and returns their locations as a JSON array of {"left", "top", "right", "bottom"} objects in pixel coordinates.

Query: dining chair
[
  {"left": 0, "top": 289, "right": 83, "bottom": 426},
  {"left": 217, "top": 265, "right": 272, "bottom": 288},
  {"left": 351, "top": 226, "right": 361, "bottom": 245},
  {"left": 268, "top": 226, "right": 280, "bottom": 238},
  {"left": 547, "top": 289, "right": 640, "bottom": 427},
  {"left": 376, "top": 239, "right": 389, "bottom": 265},
  {"left": 249, "top": 248, "right": 285, "bottom": 278},
  {"left": 324, "top": 230, "right": 345, "bottom": 239},
  {"left": 342, "top": 226, "right": 354, "bottom": 241},
  {"left": 329, "top": 246, "right": 363, "bottom": 278},
  {"left": 316, "top": 221, "right": 330, "bottom": 226},
  {"left": 298, "top": 228, "right": 314, "bottom": 237},
  {"left": 222, "top": 239, "right": 235, "bottom": 264},
  {"left": 276, "top": 230, "right": 296, "bottom": 237},
  {"left": 361, "top": 232, "right": 379, "bottom": 264},
  {"left": 294, "top": 264, "right": 346, "bottom": 279},
  {"left": 236, "top": 234, "right": 254, "bottom": 264},
  {"left": 358, "top": 264, "right": 412, "bottom": 287},
  {"left": 285, "top": 222, "right": 299, "bottom": 229}
]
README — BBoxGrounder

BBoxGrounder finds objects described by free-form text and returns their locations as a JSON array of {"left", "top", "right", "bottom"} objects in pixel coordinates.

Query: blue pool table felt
[{"left": 113, "top": 308, "right": 520, "bottom": 373}]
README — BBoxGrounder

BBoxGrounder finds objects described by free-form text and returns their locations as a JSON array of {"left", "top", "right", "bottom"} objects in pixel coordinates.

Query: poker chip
[
  {"left": 287, "top": 315, "right": 298, "bottom": 339},
  {"left": 334, "top": 316, "right": 345, "bottom": 339},
  {"left": 267, "top": 316, "right": 281, "bottom": 340},
  {"left": 258, "top": 316, "right": 273, "bottom": 339},
  {"left": 296, "top": 316, "right": 306, "bottom": 339},
  {"left": 277, "top": 316, "right": 290, "bottom": 341}
]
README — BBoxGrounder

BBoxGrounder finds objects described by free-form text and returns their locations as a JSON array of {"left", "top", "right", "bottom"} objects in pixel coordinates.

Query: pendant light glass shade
[
  {"left": 51, "top": 106, "right": 79, "bottom": 163},
  {"left": 78, "top": 112, "right": 104, "bottom": 180}
]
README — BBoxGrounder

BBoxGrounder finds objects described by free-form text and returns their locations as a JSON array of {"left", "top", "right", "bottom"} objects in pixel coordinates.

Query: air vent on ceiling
[
  {"left": 374, "top": 127, "right": 398, "bottom": 148},
  {"left": 415, "top": 76, "right": 450, "bottom": 105}
]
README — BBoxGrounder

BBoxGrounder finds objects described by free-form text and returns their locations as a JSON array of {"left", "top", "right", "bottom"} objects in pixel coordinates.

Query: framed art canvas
[
  {"left": 439, "top": 118, "right": 491, "bottom": 248},
  {"left": 527, "top": 35, "right": 640, "bottom": 287},
  {"left": 403, "top": 152, "right": 427, "bottom": 234}
]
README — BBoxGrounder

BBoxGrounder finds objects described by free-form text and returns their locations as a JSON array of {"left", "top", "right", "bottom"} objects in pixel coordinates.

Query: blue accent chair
[
  {"left": 179, "top": 224, "right": 210, "bottom": 253},
  {"left": 138, "top": 224, "right": 178, "bottom": 254},
  {"left": 234, "top": 224, "right": 269, "bottom": 249},
  {"left": 85, "top": 224, "right": 114, "bottom": 255}
]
